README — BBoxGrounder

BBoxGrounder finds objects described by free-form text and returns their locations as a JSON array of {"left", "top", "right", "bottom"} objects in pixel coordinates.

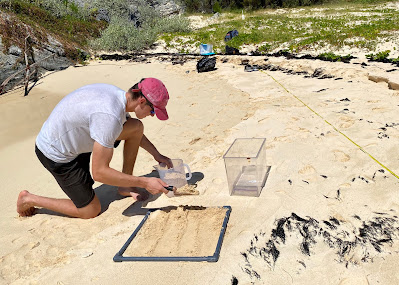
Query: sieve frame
[{"left": 113, "top": 206, "right": 232, "bottom": 262}]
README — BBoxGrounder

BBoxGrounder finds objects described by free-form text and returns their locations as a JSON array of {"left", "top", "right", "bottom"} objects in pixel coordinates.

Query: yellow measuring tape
[{"left": 261, "top": 70, "right": 399, "bottom": 180}]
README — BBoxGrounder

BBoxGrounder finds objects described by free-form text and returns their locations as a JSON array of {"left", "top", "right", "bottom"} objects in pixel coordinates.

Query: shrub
[
  {"left": 213, "top": 1, "right": 222, "bottom": 13},
  {"left": 91, "top": 17, "right": 153, "bottom": 51},
  {"left": 366, "top": 50, "right": 390, "bottom": 61},
  {"left": 90, "top": 1, "right": 191, "bottom": 52}
]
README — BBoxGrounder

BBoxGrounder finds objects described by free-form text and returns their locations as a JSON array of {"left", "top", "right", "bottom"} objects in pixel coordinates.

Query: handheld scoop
[
  {"left": 164, "top": 185, "right": 199, "bottom": 196},
  {"left": 164, "top": 186, "right": 176, "bottom": 198},
  {"left": 164, "top": 186, "right": 176, "bottom": 191}
]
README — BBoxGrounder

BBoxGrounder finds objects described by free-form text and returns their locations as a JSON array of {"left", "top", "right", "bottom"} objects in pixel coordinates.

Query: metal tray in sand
[{"left": 113, "top": 206, "right": 232, "bottom": 262}]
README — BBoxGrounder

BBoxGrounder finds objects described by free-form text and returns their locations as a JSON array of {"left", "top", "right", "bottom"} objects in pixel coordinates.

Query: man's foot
[
  {"left": 17, "top": 190, "right": 36, "bottom": 217},
  {"left": 117, "top": 187, "right": 150, "bottom": 202}
]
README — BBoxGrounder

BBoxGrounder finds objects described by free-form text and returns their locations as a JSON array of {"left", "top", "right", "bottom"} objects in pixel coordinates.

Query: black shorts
[{"left": 35, "top": 145, "right": 95, "bottom": 208}]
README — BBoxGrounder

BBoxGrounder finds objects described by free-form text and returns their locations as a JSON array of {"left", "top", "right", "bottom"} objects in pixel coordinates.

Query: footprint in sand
[
  {"left": 274, "top": 136, "right": 292, "bottom": 142},
  {"left": 202, "top": 156, "right": 212, "bottom": 164},
  {"left": 339, "top": 277, "right": 369, "bottom": 285},
  {"left": 212, "top": 178, "right": 223, "bottom": 185},
  {"left": 298, "top": 165, "right": 316, "bottom": 174},
  {"left": 339, "top": 116, "right": 355, "bottom": 129},
  {"left": 372, "top": 107, "right": 387, "bottom": 113},
  {"left": 332, "top": 150, "right": 350, "bottom": 162}
]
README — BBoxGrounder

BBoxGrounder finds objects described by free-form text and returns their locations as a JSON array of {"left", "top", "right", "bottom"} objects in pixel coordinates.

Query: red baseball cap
[{"left": 138, "top": 78, "right": 169, "bottom": 120}]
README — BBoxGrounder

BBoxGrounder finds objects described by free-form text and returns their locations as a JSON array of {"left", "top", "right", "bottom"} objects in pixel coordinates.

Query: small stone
[
  {"left": 8, "top": 45, "right": 22, "bottom": 56},
  {"left": 81, "top": 252, "right": 93, "bottom": 258}
]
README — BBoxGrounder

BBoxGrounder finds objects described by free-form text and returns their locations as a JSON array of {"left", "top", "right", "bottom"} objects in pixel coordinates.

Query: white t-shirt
[{"left": 36, "top": 83, "right": 130, "bottom": 163}]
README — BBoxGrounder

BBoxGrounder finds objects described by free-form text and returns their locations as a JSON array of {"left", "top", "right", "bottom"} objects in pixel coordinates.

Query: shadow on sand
[
  {"left": 121, "top": 171, "right": 205, "bottom": 217},
  {"left": 35, "top": 170, "right": 205, "bottom": 218}
]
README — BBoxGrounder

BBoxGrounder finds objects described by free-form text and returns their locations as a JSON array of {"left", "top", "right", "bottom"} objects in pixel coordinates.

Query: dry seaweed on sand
[{"left": 240, "top": 212, "right": 399, "bottom": 279}]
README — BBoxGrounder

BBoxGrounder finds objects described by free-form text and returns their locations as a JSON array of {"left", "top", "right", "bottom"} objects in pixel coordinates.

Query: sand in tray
[{"left": 123, "top": 206, "right": 228, "bottom": 257}]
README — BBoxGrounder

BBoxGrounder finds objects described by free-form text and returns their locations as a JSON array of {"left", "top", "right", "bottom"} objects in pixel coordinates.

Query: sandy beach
[{"left": 1, "top": 53, "right": 399, "bottom": 284}]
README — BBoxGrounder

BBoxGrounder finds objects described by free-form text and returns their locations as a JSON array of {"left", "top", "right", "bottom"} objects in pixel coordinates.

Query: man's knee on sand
[{"left": 78, "top": 196, "right": 101, "bottom": 219}]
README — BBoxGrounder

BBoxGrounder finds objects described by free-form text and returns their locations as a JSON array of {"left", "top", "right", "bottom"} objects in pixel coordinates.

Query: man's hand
[
  {"left": 145, "top": 177, "right": 169, "bottom": 195},
  {"left": 154, "top": 153, "right": 173, "bottom": 168}
]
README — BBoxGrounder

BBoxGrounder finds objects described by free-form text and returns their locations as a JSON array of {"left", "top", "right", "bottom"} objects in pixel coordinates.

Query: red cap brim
[{"left": 155, "top": 107, "right": 168, "bottom": 120}]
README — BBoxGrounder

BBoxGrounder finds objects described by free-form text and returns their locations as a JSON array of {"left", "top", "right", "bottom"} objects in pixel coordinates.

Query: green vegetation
[
  {"left": 0, "top": 0, "right": 105, "bottom": 62},
  {"left": 181, "top": 0, "right": 324, "bottom": 12},
  {"left": 318, "top": 52, "right": 353, "bottom": 62},
  {"left": 0, "top": 0, "right": 397, "bottom": 58},
  {"left": 161, "top": 1, "right": 399, "bottom": 55},
  {"left": 180, "top": 0, "right": 389, "bottom": 12},
  {"left": 0, "top": 0, "right": 191, "bottom": 55},
  {"left": 366, "top": 50, "right": 391, "bottom": 61},
  {"left": 91, "top": 3, "right": 191, "bottom": 52},
  {"left": 366, "top": 50, "right": 399, "bottom": 64}
]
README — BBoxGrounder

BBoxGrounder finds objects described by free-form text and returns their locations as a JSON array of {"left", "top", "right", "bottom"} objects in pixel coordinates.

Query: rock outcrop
[
  {"left": 150, "top": 0, "right": 182, "bottom": 16},
  {"left": 0, "top": 35, "right": 73, "bottom": 93}
]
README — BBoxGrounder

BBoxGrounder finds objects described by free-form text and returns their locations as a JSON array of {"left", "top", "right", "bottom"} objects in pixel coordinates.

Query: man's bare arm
[{"left": 91, "top": 142, "right": 168, "bottom": 194}]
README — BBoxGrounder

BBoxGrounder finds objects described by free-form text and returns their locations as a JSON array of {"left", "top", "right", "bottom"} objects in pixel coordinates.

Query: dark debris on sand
[
  {"left": 98, "top": 53, "right": 338, "bottom": 79},
  {"left": 98, "top": 53, "right": 196, "bottom": 65},
  {"left": 240, "top": 212, "right": 399, "bottom": 280}
]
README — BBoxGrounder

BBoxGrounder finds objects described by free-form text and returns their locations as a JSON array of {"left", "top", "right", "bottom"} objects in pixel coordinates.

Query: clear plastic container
[
  {"left": 200, "top": 44, "right": 215, "bottom": 55},
  {"left": 223, "top": 138, "right": 267, "bottom": 197},
  {"left": 153, "top": 159, "right": 192, "bottom": 189}
]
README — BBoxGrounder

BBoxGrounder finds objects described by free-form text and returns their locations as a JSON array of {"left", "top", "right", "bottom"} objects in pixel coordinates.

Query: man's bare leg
[
  {"left": 17, "top": 190, "right": 101, "bottom": 219},
  {"left": 115, "top": 119, "right": 149, "bottom": 201}
]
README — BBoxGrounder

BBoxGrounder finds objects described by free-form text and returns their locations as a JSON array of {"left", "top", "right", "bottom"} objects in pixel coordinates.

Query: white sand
[{"left": 1, "top": 54, "right": 399, "bottom": 284}]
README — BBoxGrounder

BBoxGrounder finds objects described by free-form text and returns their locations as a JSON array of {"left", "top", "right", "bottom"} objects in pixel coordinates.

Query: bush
[
  {"left": 90, "top": 17, "right": 155, "bottom": 51},
  {"left": 90, "top": 7, "right": 191, "bottom": 52},
  {"left": 213, "top": 1, "right": 222, "bottom": 13}
]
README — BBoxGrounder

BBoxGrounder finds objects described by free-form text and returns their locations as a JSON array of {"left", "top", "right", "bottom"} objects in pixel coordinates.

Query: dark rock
[
  {"left": 44, "top": 36, "right": 65, "bottom": 56},
  {"left": 0, "top": 54, "right": 22, "bottom": 91},
  {"left": 225, "top": 45, "right": 240, "bottom": 55},
  {"left": 210, "top": 12, "right": 220, "bottom": 20},
  {"left": 34, "top": 48, "right": 72, "bottom": 71},
  {"left": 96, "top": 8, "right": 110, "bottom": 22},
  {"left": 0, "top": 35, "right": 73, "bottom": 94},
  {"left": 149, "top": 0, "right": 182, "bottom": 16},
  {"left": 312, "top": 68, "right": 324, "bottom": 77},
  {"left": 129, "top": 10, "right": 141, "bottom": 27}
]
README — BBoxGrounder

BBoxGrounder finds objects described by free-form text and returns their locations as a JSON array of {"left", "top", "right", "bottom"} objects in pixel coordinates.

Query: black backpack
[
  {"left": 196, "top": 57, "right": 216, "bottom": 73},
  {"left": 225, "top": 46, "right": 240, "bottom": 55}
]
